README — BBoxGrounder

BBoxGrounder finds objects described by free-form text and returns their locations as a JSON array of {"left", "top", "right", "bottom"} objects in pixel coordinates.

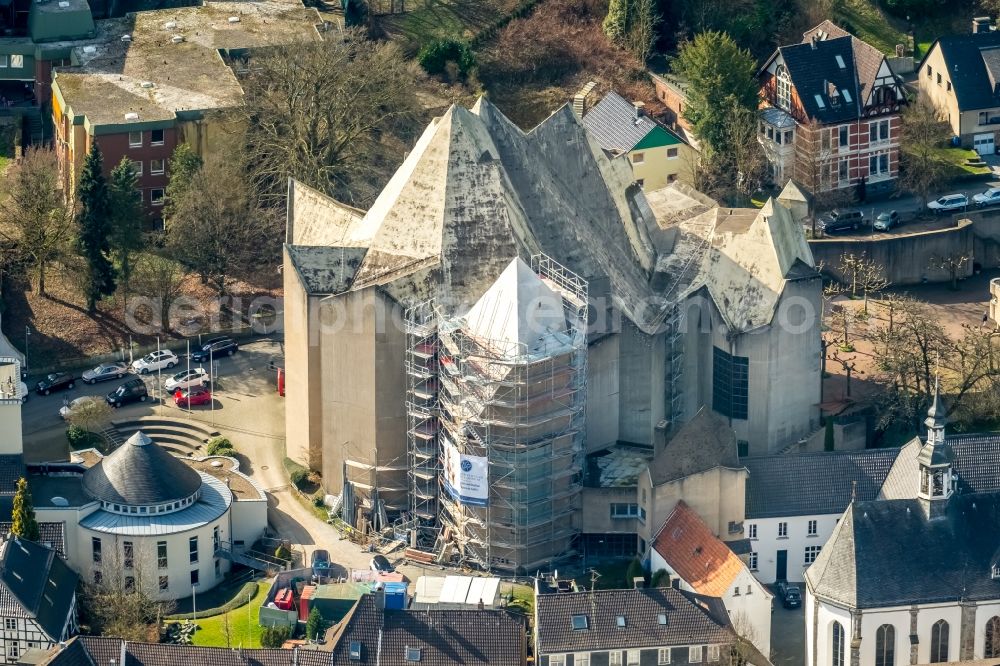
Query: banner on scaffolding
[{"left": 442, "top": 440, "right": 488, "bottom": 507}]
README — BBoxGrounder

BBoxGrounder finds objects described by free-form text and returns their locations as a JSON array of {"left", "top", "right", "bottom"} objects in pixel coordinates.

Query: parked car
[
  {"left": 370, "top": 555, "right": 394, "bottom": 574},
  {"left": 873, "top": 210, "right": 901, "bottom": 231},
  {"left": 818, "top": 208, "right": 864, "bottom": 233},
  {"left": 974, "top": 187, "right": 1000, "bottom": 207},
  {"left": 131, "top": 350, "right": 179, "bottom": 375},
  {"left": 106, "top": 377, "right": 148, "bottom": 408},
  {"left": 928, "top": 193, "right": 969, "bottom": 214},
  {"left": 18, "top": 381, "right": 27, "bottom": 404},
  {"left": 82, "top": 362, "right": 128, "bottom": 385},
  {"left": 59, "top": 395, "right": 102, "bottom": 420},
  {"left": 174, "top": 385, "right": 212, "bottom": 407},
  {"left": 311, "top": 549, "right": 331, "bottom": 578},
  {"left": 164, "top": 367, "right": 209, "bottom": 393},
  {"left": 35, "top": 372, "right": 75, "bottom": 396},
  {"left": 190, "top": 338, "right": 239, "bottom": 363},
  {"left": 782, "top": 585, "right": 802, "bottom": 609}
]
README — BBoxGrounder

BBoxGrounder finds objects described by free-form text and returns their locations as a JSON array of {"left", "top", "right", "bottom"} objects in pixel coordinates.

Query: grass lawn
[
  {"left": 833, "top": 0, "right": 908, "bottom": 55},
  {"left": 376, "top": 0, "right": 508, "bottom": 51},
  {"left": 191, "top": 584, "right": 267, "bottom": 648},
  {"left": 504, "top": 583, "right": 534, "bottom": 615},
  {"left": 933, "top": 147, "right": 991, "bottom": 179}
]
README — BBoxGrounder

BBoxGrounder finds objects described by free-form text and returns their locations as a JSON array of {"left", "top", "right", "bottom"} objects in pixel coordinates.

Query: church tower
[{"left": 918, "top": 378, "right": 954, "bottom": 519}]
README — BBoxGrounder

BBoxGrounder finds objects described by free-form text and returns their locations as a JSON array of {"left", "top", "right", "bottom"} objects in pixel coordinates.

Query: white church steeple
[{"left": 918, "top": 377, "right": 953, "bottom": 518}]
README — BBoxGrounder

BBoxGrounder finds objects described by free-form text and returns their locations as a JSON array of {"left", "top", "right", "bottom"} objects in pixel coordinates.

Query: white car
[
  {"left": 927, "top": 193, "right": 968, "bottom": 214},
  {"left": 974, "top": 187, "right": 1000, "bottom": 207},
  {"left": 164, "top": 367, "right": 209, "bottom": 392},
  {"left": 131, "top": 350, "right": 179, "bottom": 375},
  {"left": 59, "top": 395, "right": 101, "bottom": 420}
]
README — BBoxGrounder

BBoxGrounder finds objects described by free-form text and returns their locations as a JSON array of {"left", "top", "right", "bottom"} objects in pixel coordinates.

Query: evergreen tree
[
  {"left": 108, "top": 157, "right": 145, "bottom": 292},
  {"left": 11, "top": 477, "right": 39, "bottom": 542},
  {"left": 77, "top": 143, "right": 115, "bottom": 311},
  {"left": 603, "top": 0, "right": 660, "bottom": 62},
  {"left": 306, "top": 607, "right": 327, "bottom": 640},
  {"left": 164, "top": 143, "right": 202, "bottom": 222}
]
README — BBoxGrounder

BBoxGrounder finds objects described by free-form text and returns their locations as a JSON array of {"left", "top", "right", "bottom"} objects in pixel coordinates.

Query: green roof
[{"left": 633, "top": 125, "right": 682, "bottom": 151}]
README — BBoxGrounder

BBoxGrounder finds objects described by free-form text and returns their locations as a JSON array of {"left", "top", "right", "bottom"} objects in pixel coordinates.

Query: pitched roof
[
  {"left": 927, "top": 32, "right": 1000, "bottom": 111},
  {"left": 647, "top": 408, "right": 741, "bottom": 485},
  {"left": 285, "top": 245, "right": 367, "bottom": 296},
  {"left": 82, "top": 432, "right": 202, "bottom": 506},
  {"left": 328, "top": 593, "right": 526, "bottom": 666},
  {"left": 535, "top": 586, "right": 732, "bottom": 653},
  {"left": 0, "top": 456, "right": 25, "bottom": 495},
  {"left": 777, "top": 36, "right": 861, "bottom": 123},
  {"left": 581, "top": 91, "right": 680, "bottom": 153},
  {"left": 652, "top": 501, "right": 745, "bottom": 597},
  {"left": 0, "top": 522, "right": 65, "bottom": 556},
  {"left": 802, "top": 21, "right": 888, "bottom": 106},
  {"left": 806, "top": 493, "right": 1000, "bottom": 608},
  {"left": 0, "top": 538, "right": 78, "bottom": 641},
  {"left": 880, "top": 434, "right": 1000, "bottom": 500},
  {"left": 50, "top": 636, "right": 339, "bottom": 666},
  {"left": 744, "top": 447, "right": 901, "bottom": 518}
]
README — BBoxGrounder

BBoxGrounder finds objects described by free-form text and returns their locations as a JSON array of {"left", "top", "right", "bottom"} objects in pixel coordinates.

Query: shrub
[
  {"left": 290, "top": 468, "right": 309, "bottom": 489},
  {"left": 418, "top": 39, "right": 475, "bottom": 77},
  {"left": 165, "top": 582, "right": 258, "bottom": 621},
  {"left": 66, "top": 425, "right": 101, "bottom": 449},
  {"left": 650, "top": 569, "right": 670, "bottom": 588},
  {"left": 625, "top": 557, "right": 645, "bottom": 585},
  {"left": 275, "top": 544, "right": 291, "bottom": 561},
  {"left": 206, "top": 436, "right": 234, "bottom": 456},
  {"left": 261, "top": 624, "right": 291, "bottom": 648}
]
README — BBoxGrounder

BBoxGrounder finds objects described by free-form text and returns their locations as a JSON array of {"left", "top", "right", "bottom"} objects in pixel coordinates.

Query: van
[
  {"left": 106, "top": 377, "right": 149, "bottom": 408},
  {"left": 818, "top": 208, "right": 864, "bottom": 233}
]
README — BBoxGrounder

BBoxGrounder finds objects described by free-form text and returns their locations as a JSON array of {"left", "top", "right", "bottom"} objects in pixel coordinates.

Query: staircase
[
  {"left": 24, "top": 113, "right": 42, "bottom": 145},
  {"left": 215, "top": 541, "right": 290, "bottom": 572},
  {"left": 109, "top": 416, "right": 220, "bottom": 456}
]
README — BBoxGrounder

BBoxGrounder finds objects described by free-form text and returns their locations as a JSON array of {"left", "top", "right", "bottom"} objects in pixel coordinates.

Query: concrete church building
[{"left": 283, "top": 98, "right": 823, "bottom": 571}]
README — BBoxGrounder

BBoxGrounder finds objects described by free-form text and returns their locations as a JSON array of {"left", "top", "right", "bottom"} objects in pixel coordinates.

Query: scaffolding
[
  {"left": 665, "top": 303, "right": 685, "bottom": 432},
  {"left": 404, "top": 255, "right": 588, "bottom": 573}
]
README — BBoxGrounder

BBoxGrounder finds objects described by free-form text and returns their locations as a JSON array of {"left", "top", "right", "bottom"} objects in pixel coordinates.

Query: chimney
[
  {"left": 633, "top": 101, "right": 645, "bottom": 120},
  {"left": 811, "top": 34, "right": 819, "bottom": 49},
  {"left": 973, "top": 16, "right": 993, "bottom": 34},
  {"left": 633, "top": 577, "right": 645, "bottom": 589}
]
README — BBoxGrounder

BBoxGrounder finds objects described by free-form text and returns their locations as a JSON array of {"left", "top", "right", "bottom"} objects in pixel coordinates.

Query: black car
[
  {"left": 190, "top": 337, "right": 239, "bottom": 363},
  {"left": 777, "top": 582, "right": 802, "bottom": 609},
  {"left": 370, "top": 554, "right": 394, "bottom": 574},
  {"left": 36, "top": 372, "right": 75, "bottom": 396},
  {"left": 818, "top": 208, "right": 864, "bottom": 233},
  {"left": 106, "top": 377, "right": 149, "bottom": 408}
]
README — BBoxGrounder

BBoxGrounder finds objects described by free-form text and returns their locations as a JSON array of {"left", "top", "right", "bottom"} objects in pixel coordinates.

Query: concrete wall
[
  {"left": 0, "top": 401, "right": 22, "bottom": 455},
  {"left": 282, "top": 247, "right": 324, "bottom": 470},
  {"left": 320, "top": 287, "right": 408, "bottom": 510},
  {"left": 639, "top": 467, "right": 747, "bottom": 551},
  {"left": 810, "top": 218, "right": 976, "bottom": 286},
  {"left": 580, "top": 485, "right": 639, "bottom": 535},
  {"left": 585, "top": 334, "right": 620, "bottom": 452},
  {"left": 230, "top": 498, "right": 267, "bottom": 549},
  {"left": 617, "top": 321, "right": 665, "bottom": 446}
]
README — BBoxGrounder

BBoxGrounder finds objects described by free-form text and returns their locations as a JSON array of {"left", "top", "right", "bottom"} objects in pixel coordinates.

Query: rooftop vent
[
  {"left": 121, "top": 34, "right": 132, "bottom": 42},
  {"left": 50, "top": 496, "right": 68, "bottom": 507},
  {"left": 228, "top": 16, "right": 240, "bottom": 23},
  {"left": 171, "top": 34, "right": 184, "bottom": 43},
  {"left": 124, "top": 112, "right": 139, "bottom": 121},
  {"left": 164, "top": 21, "right": 177, "bottom": 29},
  {"left": 140, "top": 81, "right": 154, "bottom": 88},
  {"left": 57, "top": 1, "right": 69, "bottom": 7},
  {"left": 82, "top": 45, "right": 97, "bottom": 54}
]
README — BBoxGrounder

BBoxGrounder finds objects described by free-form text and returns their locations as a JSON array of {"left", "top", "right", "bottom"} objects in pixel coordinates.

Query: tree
[
  {"left": 165, "top": 154, "right": 281, "bottom": 291},
  {"left": 837, "top": 252, "right": 889, "bottom": 313},
  {"left": 928, "top": 252, "right": 970, "bottom": 291},
  {"left": 671, "top": 31, "right": 759, "bottom": 155},
  {"left": 66, "top": 397, "right": 113, "bottom": 434},
  {"left": 625, "top": 556, "right": 645, "bottom": 585},
  {"left": 129, "top": 254, "right": 187, "bottom": 331},
  {"left": 164, "top": 143, "right": 202, "bottom": 222},
  {"left": 0, "top": 147, "right": 76, "bottom": 296},
  {"left": 306, "top": 607, "right": 328, "bottom": 640},
  {"left": 241, "top": 32, "right": 420, "bottom": 206},
  {"left": 261, "top": 625, "right": 291, "bottom": 648},
  {"left": 721, "top": 102, "right": 768, "bottom": 205},
  {"left": 108, "top": 157, "right": 145, "bottom": 293},
  {"left": 604, "top": 0, "right": 661, "bottom": 63},
  {"left": 899, "top": 98, "right": 951, "bottom": 209},
  {"left": 77, "top": 143, "right": 116, "bottom": 311},
  {"left": 11, "top": 478, "right": 39, "bottom": 542}
]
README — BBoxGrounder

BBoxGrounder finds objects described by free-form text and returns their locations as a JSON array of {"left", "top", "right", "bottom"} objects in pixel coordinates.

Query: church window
[
  {"left": 929, "top": 619, "right": 948, "bottom": 663},
  {"left": 832, "top": 622, "right": 845, "bottom": 666},
  {"left": 875, "top": 625, "right": 895, "bottom": 666},
  {"left": 986, "top": 617, "right": 1000, "bottom": 658}
]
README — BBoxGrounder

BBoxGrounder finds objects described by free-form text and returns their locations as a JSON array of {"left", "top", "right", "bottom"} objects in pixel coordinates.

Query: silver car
[{"left": 82, "top": 362, "right": 128, "bottom": 384}]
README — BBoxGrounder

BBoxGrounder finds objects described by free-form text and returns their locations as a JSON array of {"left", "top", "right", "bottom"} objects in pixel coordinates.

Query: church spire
[
  {"left": 924, "top": 375, "right": 948, "bottom": 440},
  {"left": 918, "top": 376, "right": 953, "bottom": 518}
]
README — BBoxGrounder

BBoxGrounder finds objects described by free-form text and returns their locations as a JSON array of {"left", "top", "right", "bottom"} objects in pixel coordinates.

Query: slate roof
[
  {"left": 802, "top": 21, "right": 889, "bottom": 107},
  {"left": 925, "top": 31, "right": 1000, "bottom": 111},
  {"left": 744, "top": 447, "right": 901, "bottom": 518},
  {"left": 285, "top": 245, "right": 367, "bottom": 296},
  {"left": 0, "top": 538, "right": 78, "bottom": 641},
  {"left": 328, "top": 593, "right": 526, "bottom": 666},
  {"left": 880, "top": 434, "right": 1000, "bottom": 500},
  {"left": 47, "top": 636, "right": 340, "bottom": 665},
  {"left": 82, "top": 432, "right": 202, "bottom": 506},
  {"left": 777, "top": 36, "right": 860, "bottom": 123},
  {"left": 647, "top": 408, "right": 741, "bottom": 486},
  {"left": 0, "top": 522, "right": 65, "bottom": 556},
  {"left": 581, "top": 91, "right": 671, "bottom": 153},
  {"left": 0, "top": 455, "right": 25, "bottom": 495},
  {"left": 652, "top": 501, "right": 745, "bottom": 597},
  {"left": 806, "top": 493, "right": 1000, "bottom": 608},
  {"left": 535, "top": 586, "right": 732, "bottom": 653}
]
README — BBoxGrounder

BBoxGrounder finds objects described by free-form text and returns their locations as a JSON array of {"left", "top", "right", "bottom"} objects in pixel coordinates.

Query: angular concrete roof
[{"left": 647, "top": 408, "right": 741, "bottom": 485}]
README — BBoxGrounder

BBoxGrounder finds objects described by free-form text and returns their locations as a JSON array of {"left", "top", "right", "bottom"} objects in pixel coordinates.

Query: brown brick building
[{"left": 758, "top": 21, "right": 905, "bottom": 198}]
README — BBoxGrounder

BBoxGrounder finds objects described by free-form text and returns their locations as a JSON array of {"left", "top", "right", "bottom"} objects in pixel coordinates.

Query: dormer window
[
  {"left": 992, "top": 564, "right": 1000, "bottom": 579},
  {"left": 776, "top": 65, "right": 791, "bottom": 111}
]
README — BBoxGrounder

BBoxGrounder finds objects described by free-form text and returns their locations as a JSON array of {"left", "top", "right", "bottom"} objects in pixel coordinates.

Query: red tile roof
[{"left": 652, "top": 501, "right": 744, "bottom": 597}]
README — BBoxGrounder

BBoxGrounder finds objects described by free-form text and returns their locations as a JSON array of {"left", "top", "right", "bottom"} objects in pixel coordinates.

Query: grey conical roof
[{"left": 82, "top": 431, "right": 202, "bottom": 506}]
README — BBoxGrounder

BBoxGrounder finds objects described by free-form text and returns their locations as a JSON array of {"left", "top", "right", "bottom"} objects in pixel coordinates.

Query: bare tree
[
  {"left": 928, "top": 252, "right": 970, "bottom": 291},
  {"left": 0, "top": 147, "right": 76, "bottom": 296},
  {"left": 240, "top": 31, "right": 421, "bottom": 207},
  {"left": 838, "top": 252, "right": 889, "bottom": 313},
  {"left": 724, "top": 103, "right": 768, "bottom": 205},
  {"left": 830, "top": 349, "right": 862, "bottom": 399},
  {"left": 900, "top": 98, "right": 951, "bottom": 209},
  {"left": 830, "top": 303, "right": 856, "bottom": 351},
  {"left": 66, "top": 398, "right": 112, "bottom": 434},
  {"left": 129, "top": 254, "right": 187, "bottom": 331}
]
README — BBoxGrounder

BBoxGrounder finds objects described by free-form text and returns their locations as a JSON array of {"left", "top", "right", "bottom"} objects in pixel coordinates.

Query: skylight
[
  {"left": 571, "top": 614, "right": 589, "bottom": 630},
  {"left": 658, "top": 614, "right": 668, "bottom": 625},
  {"left": 814, "top": 95, "right": 826, "bottom": 109},
  {"left": 349, "top": 642, "right": 362, "bottom": 661},
  {"left": 835, "top": 54, "right": 846, "bottom": 69},
  {"left": 405, "top": 647, "right": 422, "bottom": 662},
  {"left": 842, "top": 89, "right": 853, "bottom": 103},
  {"left": 616, "top": 615, "right": 627, "bottom": 628}
]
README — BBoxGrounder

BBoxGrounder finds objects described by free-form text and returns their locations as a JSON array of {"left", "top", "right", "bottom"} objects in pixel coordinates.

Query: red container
[
  {"left": 274, "top": 588, "right": 294, "bottom": 610},
  {"left": 298, "top": 585, "right": 315, "bottom": 622}
]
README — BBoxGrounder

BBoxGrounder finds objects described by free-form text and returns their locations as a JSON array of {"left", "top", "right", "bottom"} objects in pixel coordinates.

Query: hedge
[
  {"left": 165, "top": 581, "right": 258, "bottom": 621},
  {"left": 206, "top": 436, "right": 234, "bottom": 456}
]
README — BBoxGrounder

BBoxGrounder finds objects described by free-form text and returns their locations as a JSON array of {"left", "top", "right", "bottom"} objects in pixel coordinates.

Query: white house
[
  {"left": 650, "top": 501, "right": 773, "bottom": 658},
  {"left": 742, "top": 447, "right": 899, "bottom": 584},
  {"left": 805, "top": 385, "right": 1000, "bottom": 666},
  {"left": 0, "top": 537, "right": 78, "bottom": 664},
  {"left": 28, "top": 432, "right": 268, "bottom": 601}
]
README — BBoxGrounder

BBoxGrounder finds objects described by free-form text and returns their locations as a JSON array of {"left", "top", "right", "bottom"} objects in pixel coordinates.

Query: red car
[{"left": 174, "top": 386, "right": 212, "bottom": 407}]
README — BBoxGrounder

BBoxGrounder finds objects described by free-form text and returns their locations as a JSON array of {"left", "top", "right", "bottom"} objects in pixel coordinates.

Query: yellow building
[{"left": 580, "top": 91, "right": 695, "bottom": 190}]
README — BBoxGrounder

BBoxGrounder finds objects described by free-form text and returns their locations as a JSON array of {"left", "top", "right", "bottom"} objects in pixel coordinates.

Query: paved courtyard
[{"left": 771, "top": 595, "right": 806, "bottom": 666}]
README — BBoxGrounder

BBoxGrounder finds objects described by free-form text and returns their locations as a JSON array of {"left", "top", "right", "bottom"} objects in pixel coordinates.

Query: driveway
[{"left": 771, "top": 592, "right": 806, "bottom": 666}]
